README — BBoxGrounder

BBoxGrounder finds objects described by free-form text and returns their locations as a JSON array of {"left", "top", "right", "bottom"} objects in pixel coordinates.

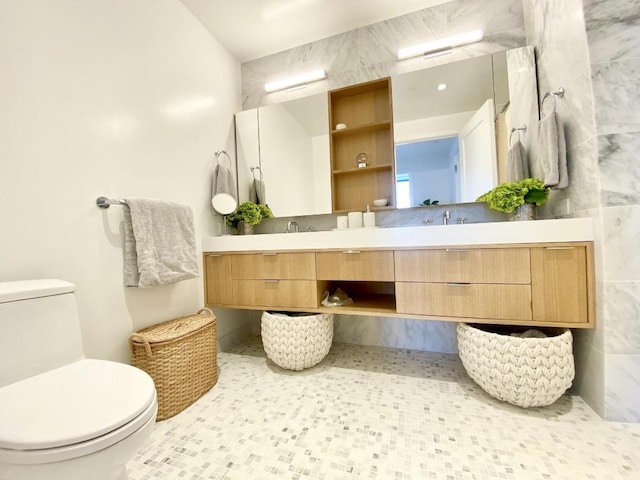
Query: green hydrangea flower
[{"left": 476, "top": 178, "right": 549, "bottom": 213}]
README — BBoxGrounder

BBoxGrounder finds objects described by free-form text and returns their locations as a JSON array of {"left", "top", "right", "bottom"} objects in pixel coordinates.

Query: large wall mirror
[{"left": 235, "top": 46, "right": 538, "bottom": 217}]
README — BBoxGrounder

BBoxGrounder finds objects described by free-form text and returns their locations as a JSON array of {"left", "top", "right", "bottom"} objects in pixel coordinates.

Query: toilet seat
[{"left": 0, "top": 359, "right": 157, "bottom": 465}]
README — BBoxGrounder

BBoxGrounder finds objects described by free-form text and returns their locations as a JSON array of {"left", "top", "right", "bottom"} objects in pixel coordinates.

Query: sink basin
[{"left": 203, "top": 218, "right": 594, "bottom": 252}]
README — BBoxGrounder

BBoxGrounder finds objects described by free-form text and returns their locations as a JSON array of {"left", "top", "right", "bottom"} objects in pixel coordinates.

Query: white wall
[{"left": 0, "top": 0, "right": 253, "bottom": 363}]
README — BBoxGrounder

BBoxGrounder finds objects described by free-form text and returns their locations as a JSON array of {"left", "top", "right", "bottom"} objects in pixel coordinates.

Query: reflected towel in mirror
[{"left": 507, "top": 139, "right": 529, "bottom": 181}]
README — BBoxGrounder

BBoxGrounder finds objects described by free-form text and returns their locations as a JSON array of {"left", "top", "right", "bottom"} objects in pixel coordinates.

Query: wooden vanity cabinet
[
  {"left": 230, "top": 252, "right": 319, "bottom": 309},
  {"left": 204, "top": 254, "right": 233, "bottom": 305},
  {"left": 203, "top": 242, "right": 595, "bottom": 328},
  {"left": 395, "top": 248, "right": 532, "bottom": 321}
]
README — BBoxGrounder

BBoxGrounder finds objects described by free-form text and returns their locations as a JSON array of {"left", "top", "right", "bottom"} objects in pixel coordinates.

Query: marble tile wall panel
[
  {"left": 333, "top": 315, "right": 459, "bottom": 354},
  {"left": 583, "top": 0, "right": 640, "bottom": 64},
  {"left": 601, "top": 205, "right": 640, "bottom": 282},
  {"left": 572, "top": 332, "right": 605, "bottom": 418},
  {"left": 253, "top": 202, "right": 506, "bottom": 234},
  {"left": 598, "top": 132, "right": 640, "bottom": 207},
  {"left": 241, "top": 0, "right": 525, "bottom": 109},
  {"left": 605, "top": 353, "right": 640, "bottom": 422},
  {"left": 592, "top": 58, "right": 640, "bottom": 135},
  {"left": 604, "top": 282, "right": 640, "bottom": 355}
]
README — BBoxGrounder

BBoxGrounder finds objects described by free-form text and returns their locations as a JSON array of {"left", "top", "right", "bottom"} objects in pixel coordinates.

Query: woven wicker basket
[
  {"left": 457, "top": 323, "right": 575, "bottom": 408},
  {"left": 261, "top": 311, "right": 334, "bottom": 371},
  {"left": 129, "top": 308, "right": 217, "bottom": 420}
]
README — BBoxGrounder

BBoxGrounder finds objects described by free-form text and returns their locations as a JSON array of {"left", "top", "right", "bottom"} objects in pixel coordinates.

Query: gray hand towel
[
  {"left": 507, "top": 139, "right": 529, "bottom": 182},
  {"left": 537, "top": 106, "right": 568, "bottom": 189},
  {"left": 250, "top": 178, "right": 267, "bottom": 205},
  {"left": 211, "top": 164, "right": 236, "bottom": 200},
  {"left": 123, "top": 198, "right": 198, "bottom": 287}
]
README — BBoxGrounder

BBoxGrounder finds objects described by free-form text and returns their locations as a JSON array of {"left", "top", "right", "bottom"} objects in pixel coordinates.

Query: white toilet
[{"left": 0, "top": 280, "right": 157, "bottom": 480}]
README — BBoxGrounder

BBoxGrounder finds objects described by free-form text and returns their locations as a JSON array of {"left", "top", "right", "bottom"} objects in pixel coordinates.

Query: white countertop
[{"left": 202, "top": 218, "right": 594, "bottom": 252}]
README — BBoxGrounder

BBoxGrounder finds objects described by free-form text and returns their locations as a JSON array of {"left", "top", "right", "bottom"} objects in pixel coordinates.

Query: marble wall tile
[
  {"left": 601, "top": 205, "right": 640, "bottom": 282},
  {"left": 333, "top": 315, "right": 459, "bottom": 354},
  {"left": 592, "top": 58, "right": 640, "bottom": 135},
  {"left": 598, "top": 132, "right": 640, "bottom": 207},
  {"left": 604, "top": 353, "right": 640, "bottom": 422},
  {"left": 241, "top": 0, "right": 526, "bottom": 109},
  {"left": 604, "top": 282, "right": 640, "bottom": 355},
  {"left": 583, "top": 0, "right": 640, "bottom": 64},
  {"left": 571, "top": 334, "right": 605, "bottom": 417},
  {"left": 446, "top": 0, "right": 524, "bottom": 37}
]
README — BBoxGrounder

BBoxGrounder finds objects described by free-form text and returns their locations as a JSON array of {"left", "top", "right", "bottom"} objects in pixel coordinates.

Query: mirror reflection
[{"left": 235, "top": 46, "right": 537, "bottom": 216}]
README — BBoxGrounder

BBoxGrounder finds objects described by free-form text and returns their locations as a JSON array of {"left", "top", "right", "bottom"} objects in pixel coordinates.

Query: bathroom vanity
[{"left": 203, "top": 218, "right": 595, "bottom": 329}]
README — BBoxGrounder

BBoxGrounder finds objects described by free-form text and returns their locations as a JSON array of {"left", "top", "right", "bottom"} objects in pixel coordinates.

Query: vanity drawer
[
  {"left": 232, "top": 280, "right": 319, "bottom": 309},
  {"left": 394, "top": 248, "right": 530, "bottom": 284},
  {"left": 231, "top": 252, "right": 316, "bottom": 280},
  {"left": 396, "top": 282, "right": 532, "bottom": 321},
  {"left": 316, "top": 250, "right": 394, "bottom": 281}
]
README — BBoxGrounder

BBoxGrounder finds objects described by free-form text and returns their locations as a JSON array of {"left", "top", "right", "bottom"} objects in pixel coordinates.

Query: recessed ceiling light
[{"left": 437, "top": 83, "right": 447, "bottom": 91}]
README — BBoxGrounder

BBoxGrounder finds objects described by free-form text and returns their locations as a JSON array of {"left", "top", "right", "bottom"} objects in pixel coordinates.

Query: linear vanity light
[
  {"left": 397, "top": 29, "right": 483, "bottom": 60},
  {"left": 264, "top": 69, "right": 327, "bottom": 93}
]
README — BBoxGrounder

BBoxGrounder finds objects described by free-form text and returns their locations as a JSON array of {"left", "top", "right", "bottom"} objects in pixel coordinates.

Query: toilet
[{"left": 0, "top": 280, "right": 157, "bottom": 480}]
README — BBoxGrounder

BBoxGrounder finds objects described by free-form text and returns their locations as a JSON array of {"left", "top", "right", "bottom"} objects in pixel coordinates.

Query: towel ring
[
  {"left": 509, "top": 126, "right": 527, "bottom": 146},
  {"left": 214, "top": 150, "right": 232, "bottom": 168},
  {"left": 541, "top": 87, "right": 565, "bottom": 112}
]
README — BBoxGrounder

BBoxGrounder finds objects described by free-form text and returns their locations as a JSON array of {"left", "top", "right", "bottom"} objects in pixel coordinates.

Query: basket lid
[{"left": 132, "top": 309, "right": 215, "bottom": 344}]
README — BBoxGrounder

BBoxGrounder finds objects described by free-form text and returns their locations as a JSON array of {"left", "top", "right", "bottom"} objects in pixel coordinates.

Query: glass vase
[{"left": 510, "top": 203, "right": 536, "bottom": 221}]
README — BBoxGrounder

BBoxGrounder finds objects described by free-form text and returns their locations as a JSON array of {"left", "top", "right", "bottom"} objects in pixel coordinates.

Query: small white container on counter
[
  {"left": 363, "top": 205, "right": 376, "bottom": 228},
  {"left": 336, "top": 216, "right": 349, "bottom": 230},
  {"left": 347, "top": 211, "right": 363, "bottom": 228}
]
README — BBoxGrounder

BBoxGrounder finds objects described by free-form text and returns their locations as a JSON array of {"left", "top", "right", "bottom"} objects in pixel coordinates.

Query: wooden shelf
[
  {"left": 329, "top": 78, "right": 396, "bottom": 213},
  {"left": 317, "top": 294, "right": 397, "bottom": 316},
  {"left": 332, "top": 164, "right": 393, "bottom": 176},
  {"left": 331, "top": 121, "right": 391, "bottom": 136}
]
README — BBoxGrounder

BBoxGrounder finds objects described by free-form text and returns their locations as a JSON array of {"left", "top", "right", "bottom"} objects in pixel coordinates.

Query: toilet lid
[{"left": 0, "top": 359, "right": 156, "bottom": 450}]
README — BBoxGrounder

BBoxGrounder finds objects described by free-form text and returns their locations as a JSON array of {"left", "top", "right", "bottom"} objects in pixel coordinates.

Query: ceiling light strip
[
  {"left": 264, "top": 69, "right": 327, "bottom": 93},
  {"left": 397, "top": 29, "right": 483, "bottom": 60}
]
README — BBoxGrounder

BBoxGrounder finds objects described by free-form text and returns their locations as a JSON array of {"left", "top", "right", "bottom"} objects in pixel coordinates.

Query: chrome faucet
[
  {"left": 443, "top": 210, "right": 450, "bottom": 225},
  {"left": 286, "top": 221, "right": 299, "bottom": 233}
]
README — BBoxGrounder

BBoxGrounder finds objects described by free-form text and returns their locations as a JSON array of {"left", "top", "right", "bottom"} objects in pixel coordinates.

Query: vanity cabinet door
[
  {"left": 316, "top": 250, "right": 394, "bottom": 281},
  {"left": 531, "top": 245, "right": 594, "bottom": 325},
  {"left": 395, "top": 248, "right": 530, "bottom": 284},
  {"left": 396, "top": 282, "right": 532, "bottom": 320},
  {"left": 204, "top": 254, "right": 233, "bottom": 305},
  {"left": 231, "top": 252, "right": 316, "bottom": 279},
  {"left": 232, "top": 280, "right": 319, "bottom": 309}
]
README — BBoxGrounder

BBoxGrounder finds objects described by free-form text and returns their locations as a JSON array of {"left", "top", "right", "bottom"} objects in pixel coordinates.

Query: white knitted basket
[
  {"left": 261, "top": 311, "right": 334, "bottom": 371},
  {"left": 457, "top": 323, "right": 575, "bottom": 408}
]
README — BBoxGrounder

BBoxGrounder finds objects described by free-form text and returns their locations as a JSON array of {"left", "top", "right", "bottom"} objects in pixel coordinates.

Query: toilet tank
[{"left": 0, "top": 280, "right": 85, "bottom": 387}]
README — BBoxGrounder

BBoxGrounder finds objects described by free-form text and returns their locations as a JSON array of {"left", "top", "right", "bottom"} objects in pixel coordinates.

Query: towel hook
[
  {"left": 541, "top": 87, "right": 565, "bottom": 111},
  {"left": 250, "top": 165, "right": 263, "bottom": 181},
  {"left": 214, "top": 150, "right": 232, "bottom": 168},
  {"left": 509, "top": 125, "right": 527, "bottom": 146}
]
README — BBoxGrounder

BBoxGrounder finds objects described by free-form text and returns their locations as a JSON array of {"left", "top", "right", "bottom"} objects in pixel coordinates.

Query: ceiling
[{"left": 179, "top": 0, "right": 450, "bottom": 63}]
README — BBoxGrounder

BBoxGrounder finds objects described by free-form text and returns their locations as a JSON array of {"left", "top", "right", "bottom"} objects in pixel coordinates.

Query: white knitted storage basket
[
  {"left": 457, "top": 323, "right": 575, "bottom": 408},
  {"left": 261, "top": 311, "right": 334, "bottom": 371}
]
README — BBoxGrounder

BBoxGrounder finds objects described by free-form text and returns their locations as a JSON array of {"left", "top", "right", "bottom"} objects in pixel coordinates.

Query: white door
[{"left": 458, "top": 99, "right": 497, "bottom": 202}]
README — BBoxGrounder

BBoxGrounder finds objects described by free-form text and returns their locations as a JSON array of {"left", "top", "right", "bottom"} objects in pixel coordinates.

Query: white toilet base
[{"left": 0, "top": 411, "right": 155, "bottom": 480}]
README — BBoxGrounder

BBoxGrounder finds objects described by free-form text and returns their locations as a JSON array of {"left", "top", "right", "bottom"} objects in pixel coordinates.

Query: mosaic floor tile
[{"left": 128, "top": 336, "right": 640, "bottom": 480}]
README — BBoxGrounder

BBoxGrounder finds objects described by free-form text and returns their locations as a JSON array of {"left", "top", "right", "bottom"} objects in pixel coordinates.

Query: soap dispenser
[{"left": 363, "top": 205, "right": 376, "bottom": 228}]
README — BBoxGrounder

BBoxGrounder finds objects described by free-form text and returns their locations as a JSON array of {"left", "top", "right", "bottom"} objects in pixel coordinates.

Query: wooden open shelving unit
[{"left": 328, "top": 78, "right": 395, "bottom": 213}]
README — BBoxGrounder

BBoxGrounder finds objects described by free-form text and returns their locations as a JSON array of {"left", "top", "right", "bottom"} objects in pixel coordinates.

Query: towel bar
[
  {"left": 96, "top": 196, "right": 127, "bottom": 209},
  {"left": 541, "top": 87, "right": 565, "bottom": 110}
]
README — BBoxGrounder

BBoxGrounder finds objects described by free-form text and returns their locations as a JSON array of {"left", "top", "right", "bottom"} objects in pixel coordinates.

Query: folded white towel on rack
[
  {"left": 507, "top": 139, "right": 529, "bottom": 182},
  {"left": 537, "top": 106, "right": 568, "bottom": 189},
  {"left": 123, "top": 198, "right": 198, "bottom": 287}
]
